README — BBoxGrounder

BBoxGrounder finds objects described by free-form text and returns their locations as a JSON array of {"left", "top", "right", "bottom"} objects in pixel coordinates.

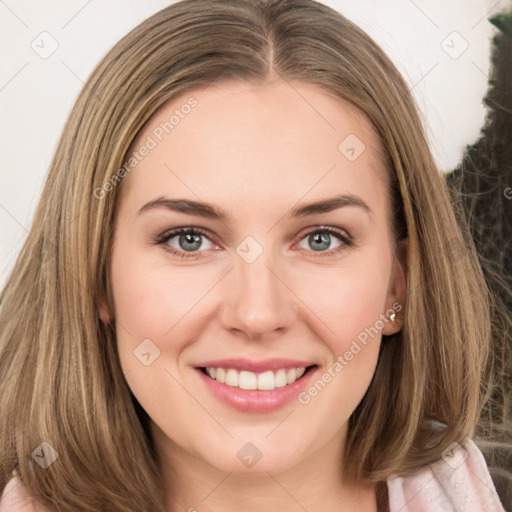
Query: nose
[{"left": 219, "top": 250, "right": 297, "bottom": 341}]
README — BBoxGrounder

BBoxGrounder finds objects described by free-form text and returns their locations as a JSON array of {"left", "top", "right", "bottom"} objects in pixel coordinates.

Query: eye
[
  {"left": 155, "top": 225, "right": 353, "bottom": 259},
  {"left": 296, "top": 226, "right": 353, "bottom": 256},
  {"left": 156, "top": 227, "right": 219, "bottom": 258}
]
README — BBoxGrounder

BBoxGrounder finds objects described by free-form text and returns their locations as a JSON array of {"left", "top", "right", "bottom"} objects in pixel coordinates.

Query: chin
[{"left": 196, "top": 438, "right": 305, "bottom": 475}]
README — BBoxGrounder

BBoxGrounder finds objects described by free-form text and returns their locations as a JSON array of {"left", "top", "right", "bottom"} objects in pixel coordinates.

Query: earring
[{"left": 389, "top": 312, "right": 396, "bottom": 322}]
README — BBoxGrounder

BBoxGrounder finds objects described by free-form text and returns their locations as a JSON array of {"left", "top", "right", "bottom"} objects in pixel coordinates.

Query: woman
[{"left": 0, "top": 0, "right": 507, "bottom": 510}]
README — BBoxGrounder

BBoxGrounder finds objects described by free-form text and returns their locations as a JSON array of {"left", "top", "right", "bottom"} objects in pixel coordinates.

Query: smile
[
  {"left": 195, "top": 358, "right": 318, "bottom": 413},
  {"left": 202, "top": 367, "right": 306, "bottom": 390}
]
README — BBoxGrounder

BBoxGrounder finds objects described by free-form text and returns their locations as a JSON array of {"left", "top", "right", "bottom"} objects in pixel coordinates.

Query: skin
[{"left": 102, "top": 79, "right": 407, "bottom": 512}]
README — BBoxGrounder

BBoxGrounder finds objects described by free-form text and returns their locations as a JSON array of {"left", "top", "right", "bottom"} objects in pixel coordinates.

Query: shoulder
[
  {"left": 0, "top": 475, "right": 51, "bottom": 512},
  {"left": 386, "top": 437, "right": 507, "bottom": 511}
]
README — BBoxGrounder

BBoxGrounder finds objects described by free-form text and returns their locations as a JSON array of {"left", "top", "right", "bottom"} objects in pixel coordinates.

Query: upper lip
[{"left": 195, "top": 358, "right": 316, "bottom": 373}]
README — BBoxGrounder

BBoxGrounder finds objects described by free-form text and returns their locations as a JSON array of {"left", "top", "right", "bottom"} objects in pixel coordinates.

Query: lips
[{"left": 194, "top": 358, "right": 318, "bottom": 413}]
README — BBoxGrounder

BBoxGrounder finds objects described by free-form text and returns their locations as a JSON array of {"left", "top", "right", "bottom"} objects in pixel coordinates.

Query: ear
[
  {"left": 382, "top": 238, "right": 408, "bottom": 336},
  {"left": 98, "top": 298, "right": 111, "bottom": 325}
]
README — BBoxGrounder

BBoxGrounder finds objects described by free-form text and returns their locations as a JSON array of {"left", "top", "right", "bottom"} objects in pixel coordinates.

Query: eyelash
[{"left": 155, "top": 226, "right": 354, "bottom": 259}]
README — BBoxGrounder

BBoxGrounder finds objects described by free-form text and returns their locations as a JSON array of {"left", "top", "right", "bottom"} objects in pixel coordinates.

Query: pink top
[
  {"left": 0, "top": 438, "right": 506, "bottom": 511},
  {"left": 387, "top": 437, "right": 506, "bottom": 511}
]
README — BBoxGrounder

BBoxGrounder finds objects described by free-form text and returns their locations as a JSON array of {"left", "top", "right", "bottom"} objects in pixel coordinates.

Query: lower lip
[{"left": 195, "top": 367, "right": 317, "bottom": 413}]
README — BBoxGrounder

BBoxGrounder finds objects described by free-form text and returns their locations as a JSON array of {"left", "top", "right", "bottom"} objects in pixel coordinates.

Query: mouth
[
  {"left": 194, "top": 362, "right": 318, "bottom": 413},
  {"left": 197, "top": 365, "right": 316, "bottom": 390}
]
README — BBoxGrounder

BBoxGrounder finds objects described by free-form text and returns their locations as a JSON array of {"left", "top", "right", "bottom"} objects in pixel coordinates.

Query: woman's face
[{"left": 105, "top": 79, "right": 407, "bottom": 476}]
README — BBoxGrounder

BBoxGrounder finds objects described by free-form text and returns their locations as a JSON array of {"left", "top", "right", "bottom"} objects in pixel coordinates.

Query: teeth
[
  {"left": 257, "top": 371, "right": 275, "bottom": 390},
  {"left": 225, "top": 369, "right": 238, "bottom": 387},
  {"left": 215, "top": 367, "right": 225, "bottom": 383},
  {"left": 275, "top": 369, "right": 287, "bottom": 388},
  {"left": 205, "top": 366, "right": 307, "bottom": 390},
  {"left": 239, "top": 370, "right": 257, "bottom": 390}
]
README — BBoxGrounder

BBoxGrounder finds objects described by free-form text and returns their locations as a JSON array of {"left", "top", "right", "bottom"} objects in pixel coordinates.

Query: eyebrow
[{"left": 137, "top": 193, "right": 371, "bottom": 220}]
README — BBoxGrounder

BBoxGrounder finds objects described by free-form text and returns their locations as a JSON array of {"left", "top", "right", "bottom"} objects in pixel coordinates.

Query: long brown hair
[{"left": 0, "top": 0, "right": 493, "bottom": 510}]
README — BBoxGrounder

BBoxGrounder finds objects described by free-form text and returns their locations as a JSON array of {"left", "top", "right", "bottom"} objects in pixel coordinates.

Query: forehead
[{"left": 119, "top": 79, "right": 388, "bottom": 218}]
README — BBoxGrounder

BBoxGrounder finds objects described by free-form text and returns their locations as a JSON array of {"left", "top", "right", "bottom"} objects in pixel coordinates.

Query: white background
[{"left": 0, "top": 0, "right": 508, "bottom": 288}]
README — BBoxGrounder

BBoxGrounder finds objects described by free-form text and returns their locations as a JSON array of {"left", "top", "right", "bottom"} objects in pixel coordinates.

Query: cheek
[
  {"left": 293, "top": 261, "right": 389, "bottom": 409},
  {"left": 298, "top": 263, "right": 389, "bottom": 352},
  {"left": 293, "top": 274, "right": 386, "bottom": 428},
  {"left": 111, "top": 245, "right": 216, "bottom": 348},
  {"left": 109, "top": 247, "right": 212, "bottom": 446}
]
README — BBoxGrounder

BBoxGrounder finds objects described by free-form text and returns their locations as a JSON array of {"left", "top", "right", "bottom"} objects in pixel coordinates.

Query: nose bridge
[{"left": 221, "top": 240, "right": 295, "bottom": 338}]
